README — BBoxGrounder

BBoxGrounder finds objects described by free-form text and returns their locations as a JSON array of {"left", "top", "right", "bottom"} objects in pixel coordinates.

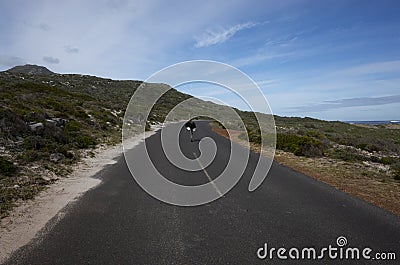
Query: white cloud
[
  {"left": 290, "top": 95, "right": 400, "bottom": 112},
  {"left": 43, "top": 56, "right": 59, "bottom": 64},
  {"left": 331, "top": 60, "right": 400, "bottom": 77},
  {"left": 230, "top": 51, "right": 293, "bottom": 68},
  {"left": 64, "top": 46, "right": 79, "bottom": 54},
  {"left": 258, "top": 58, "right": 400, "bottom": 119},
  {"left": 194, "top": 22, "right": 257, "bottom": 48}
]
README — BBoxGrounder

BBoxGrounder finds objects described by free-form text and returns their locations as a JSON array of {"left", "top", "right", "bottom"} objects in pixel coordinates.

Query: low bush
[
  {"left": 356, "top": 142, "right": 368, "bottom": 150},
  {"left": 0, "top": 156, "right": 17, "bottom": 177},
  {"left": 380, "top": 157, "right": 396, "bottom": 165},
  {"left": 0, "top": 109, "right": 29, "bottom": 138},
  {"left": 326, "top": 147, "right": 365, "bottom": 162},
  {"left": 277, "top": 134, "right": 325, "bottom": 157},
  {"left": 369, "top": 156, "right": 381, "bottom": 163},
  {"left": 304, "top": 123, "right": 316, "bottom": 129},
  {"left": 391, "top": 162, "right": 400, "bottom": 180},
  {"left": 306, "top": 131, "right": 325, "bottom": 139},
  {"left": 145, "top": 121, "right": 151, "bottom": 131},
  {"left": 364, "top": 144, "right": 380, "bottom": 152},
  {"left": 23, "top": 135, "right": 46, "bottom": 150},
  {"left": 64, "top": 120, "right": 81, "bottom": 132},
  {"left": 247, "top": 128, "right": 261, "bottom": 144},
  {"left": 17, "top": 150, "right": 40, "bottom": 163},
  {"left": 75, "top": 135, "right": 96, "bottom": 149}
]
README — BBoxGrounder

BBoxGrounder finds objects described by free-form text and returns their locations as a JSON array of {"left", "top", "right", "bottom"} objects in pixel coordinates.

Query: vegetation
[
  {"left": 0, "top": 156, "right": 16, "bottom": 176},
  {"left": 238, "top": 114, "right": 400, "bottom": 180},
  {"left": 0, "top": 69, "right": 194, "bottom": 218},
  {"left": 276, "top": 134, "right": 326, "bottom": 157},
  {"left": 392, "top": 162, "right": 400, "bottom": 180}
]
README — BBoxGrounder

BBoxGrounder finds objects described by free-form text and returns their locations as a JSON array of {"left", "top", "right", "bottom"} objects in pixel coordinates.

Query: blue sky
[{"left": 1, "top": 0, "right": 400, "bottom": 121}]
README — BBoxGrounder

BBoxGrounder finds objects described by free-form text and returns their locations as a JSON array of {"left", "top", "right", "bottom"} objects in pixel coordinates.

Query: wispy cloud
[
  {"left": 290, "top": 95, "right": 400, "bottom": 112},
  {"left": 39, "top": 23, "right": 51, "bottom": 31},
  {"left": 265, "top": 35, "right": 298, "bottom": 48},
  {"left": 64, "top": 45, "right": 79, "bottom": 53},
  {"left": 231, "top": 51, "right": 293, "bottom": 67},
  {"left": 194, "top": 22, "right": 257, "bottom": 48},
  {"left": 43, "top": 56, "right": 60, "bottom": 64},
  {"left": 331, "top": 60, "right": 400, "bottom": 77}
]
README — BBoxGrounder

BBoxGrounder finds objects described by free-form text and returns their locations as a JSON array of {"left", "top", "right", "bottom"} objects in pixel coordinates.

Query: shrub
[
  {"left": 306, "top": 131, "right": 324, "bottom": 139},
  {"left": 247, "top": 128, "right": 261, "bottom": 144},
  {"left": 327, "top": 147, "right": 365, "bottom": 162},
  {"left": 0, "top": 156, "right": 17, "bottom": 177},
  {"left": 364, "top": 144, "right": 380, "bottom": 152},
  {"left": 74, "top": 107, "right": 90, "bottom": 120},
  {"left": 304, "top": 123, "right": 316, "bottom": 129},
  {"left": 356, "top": 143, "right": 368, "bottom": 150},
  {"left": 380, "top": 157, "right": 395, "bottom": 165},
  {"left": 297, "top": 129, "right": 306, "bottom": 135},
  {"left": 145, "top": 121, "right": 151, "bottom": 131},
  {"left": 43, "top": 99, "right": 64, "bottom": 112},
  {"left": 17, "top": 150, "right": 40, "bottom": 163},
  {"left": 75, "top": 135, "right": 96, "bottom": 148},
  {"left": 277, "top": 134, "right": 325, "bottom": 157},
  {"left": 369, "top": 156, "right": 381, "bottom": 163},
  {"left": 23, "top": 135, "right": 45, "bottom": 150},
  {"left": 64, "top": 120, "right": 81, "bottom": 132},
  {"left": 42, "top": 125, "right": 68, "bottom": 145},
  {"left": 0, "top": 109, "right": 29, "bottom": 138},
  {"left": 391, "top": 162, "right": 400, "bottom": 180}
]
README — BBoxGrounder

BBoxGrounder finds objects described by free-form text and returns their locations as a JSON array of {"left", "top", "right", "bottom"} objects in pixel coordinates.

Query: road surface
[{"left": 4, "top": 121, "right": 400, "bottom": 264}]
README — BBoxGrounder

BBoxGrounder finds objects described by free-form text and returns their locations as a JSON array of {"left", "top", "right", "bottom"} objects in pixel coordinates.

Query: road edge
[{"left": 0, "top": 128, "right": 159, "bottom": 264}]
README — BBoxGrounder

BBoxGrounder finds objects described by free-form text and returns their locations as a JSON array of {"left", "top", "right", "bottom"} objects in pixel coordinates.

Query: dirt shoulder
[
  {"left": 212, "top": 127, "right": 400, "bottom": 216},
  {"left": 0, "top": 129, "right": 158, "bottom": 263}
]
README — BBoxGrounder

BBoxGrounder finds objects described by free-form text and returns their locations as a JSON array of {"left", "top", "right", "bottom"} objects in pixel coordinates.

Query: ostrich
[{"left": 184, "top": 120, "right": 196, "bottom": 142}]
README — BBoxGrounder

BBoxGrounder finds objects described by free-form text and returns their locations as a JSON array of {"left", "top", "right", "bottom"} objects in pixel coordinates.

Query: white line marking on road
[{"left": 193, "top": 152, "right": 223, "bottom": 197}]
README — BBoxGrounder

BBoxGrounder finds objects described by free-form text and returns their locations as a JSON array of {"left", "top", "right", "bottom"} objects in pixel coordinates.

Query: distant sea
[{"left": 344, "top": 120, "right": 400, "bottom": 125}]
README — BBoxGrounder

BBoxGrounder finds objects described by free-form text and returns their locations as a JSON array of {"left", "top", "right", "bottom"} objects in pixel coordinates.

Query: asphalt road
[{"left": 4, "top": 121, "right": 400, "bottom": 264}]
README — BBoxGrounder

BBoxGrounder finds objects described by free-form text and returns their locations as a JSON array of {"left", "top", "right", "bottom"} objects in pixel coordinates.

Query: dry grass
[
  {"left": 212, "top": 127, "right": 400, "bottom": 216},
  {"left": 274, "top": 150, "right": 400, "bottom": 216}
]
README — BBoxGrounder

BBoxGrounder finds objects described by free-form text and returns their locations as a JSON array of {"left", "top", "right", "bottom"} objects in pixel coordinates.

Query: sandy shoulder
[{"left": 0, "top": 129, "right": 158, "bottom": 263}]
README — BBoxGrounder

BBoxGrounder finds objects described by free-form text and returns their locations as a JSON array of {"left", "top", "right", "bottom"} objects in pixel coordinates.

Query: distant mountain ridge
[{"left": 6, "top": 64, "right": 55, "bottom": 75}]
